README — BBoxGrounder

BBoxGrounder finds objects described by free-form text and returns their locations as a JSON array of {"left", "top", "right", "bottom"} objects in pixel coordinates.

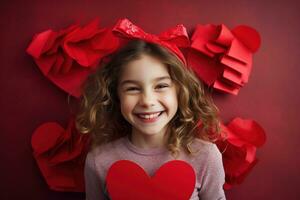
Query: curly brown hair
[{"left": 75, "top": 39, "right": 220, "bottom": 157}]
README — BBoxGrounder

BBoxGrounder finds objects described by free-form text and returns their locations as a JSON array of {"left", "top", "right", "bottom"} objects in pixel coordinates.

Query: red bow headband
[{"left": 112, "top": 18, "right": 190, "bottom": 65}]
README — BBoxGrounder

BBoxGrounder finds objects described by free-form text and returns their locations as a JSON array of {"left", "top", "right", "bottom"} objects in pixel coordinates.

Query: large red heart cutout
[{"left": 106, "top": 160, "right": 196, "bottom": 200}]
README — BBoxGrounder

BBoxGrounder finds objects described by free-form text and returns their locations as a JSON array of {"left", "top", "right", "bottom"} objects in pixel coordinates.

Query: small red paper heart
[{"left": 106, "top": 160, "right": 196, "bottom": 200}]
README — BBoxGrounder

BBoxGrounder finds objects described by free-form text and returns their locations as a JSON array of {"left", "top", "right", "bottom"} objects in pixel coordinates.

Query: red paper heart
[
  {"left": 27, "top": 20, "right": 120, "bottom": 98},
  {"left": 215, "top": 118, "right": 266, "bottom": 189},
  {"left": 106, "top": 160, "right": 196, "bottom": 200},
  {"left": 31, "top": 119, "right": 89, "bottom": 192}
]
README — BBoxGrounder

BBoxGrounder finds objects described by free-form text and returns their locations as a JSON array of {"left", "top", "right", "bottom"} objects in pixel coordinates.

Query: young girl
[{"left": 76, "top": 39, "right": 226, "bottom": 200}]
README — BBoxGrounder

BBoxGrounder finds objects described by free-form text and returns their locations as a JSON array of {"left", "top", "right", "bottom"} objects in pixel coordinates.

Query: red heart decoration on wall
[
  {"left": 106, "top": 160, "right": 196, "bottom": 200},
  {"left": 31, "top": 119, "right": 90, "bottom": 192}
]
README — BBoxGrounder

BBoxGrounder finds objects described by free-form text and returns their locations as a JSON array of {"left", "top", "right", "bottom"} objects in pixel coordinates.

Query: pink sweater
[{"left": 84, "top": 136, "right": 226, "bottom": 200}]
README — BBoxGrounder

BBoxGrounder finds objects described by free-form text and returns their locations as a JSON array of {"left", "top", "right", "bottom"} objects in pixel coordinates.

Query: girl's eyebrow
[{"left": 120, "top": 76, "right": 171, "bottom": 86}]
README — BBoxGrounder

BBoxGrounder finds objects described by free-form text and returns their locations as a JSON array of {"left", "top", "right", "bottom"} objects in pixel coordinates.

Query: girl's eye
[
  {"left": 156, "top": 84, "right": 169, "bottom": 89},
  {"left": 126, "top": 87, "right": 140, "bottom": 91}
]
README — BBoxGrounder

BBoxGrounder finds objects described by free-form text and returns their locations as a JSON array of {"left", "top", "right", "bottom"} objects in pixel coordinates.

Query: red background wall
[{"left": 1, "top": 0, "right": 299, "bottom": 199}]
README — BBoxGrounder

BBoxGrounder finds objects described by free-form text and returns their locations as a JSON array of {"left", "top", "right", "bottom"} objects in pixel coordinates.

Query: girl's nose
[{"left": 139, "top": 90, "right": 156, "bottom": 107}]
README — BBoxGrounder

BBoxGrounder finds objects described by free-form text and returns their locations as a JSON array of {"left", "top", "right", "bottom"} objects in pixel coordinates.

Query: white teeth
[{"left": 137, "top": 112, "right": 161, "bottom": 119}]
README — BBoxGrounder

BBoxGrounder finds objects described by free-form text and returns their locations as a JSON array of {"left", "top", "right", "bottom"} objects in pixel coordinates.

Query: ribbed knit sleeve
[{"left": 198, "top": 144, "right": 226, "bottom": 200}]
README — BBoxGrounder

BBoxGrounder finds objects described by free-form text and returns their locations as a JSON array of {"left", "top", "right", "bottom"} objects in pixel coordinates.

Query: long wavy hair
[{"left": 76, "top": 39, "right": 220, "bottom": 157}]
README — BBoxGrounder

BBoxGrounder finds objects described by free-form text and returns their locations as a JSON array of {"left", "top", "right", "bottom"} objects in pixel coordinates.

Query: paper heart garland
[
  {"left": 31, "top": 118, "right": 90, "bottom": 191},
  {"left": 106, "top": 160, "right": 196, "bottom": 200}
]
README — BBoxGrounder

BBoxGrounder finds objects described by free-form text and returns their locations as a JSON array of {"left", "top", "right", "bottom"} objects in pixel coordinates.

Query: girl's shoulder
[
  {"left": 190, "top": 137, "right": 216, "bottom": 152},
  {"left": 187, "top": 137, "right": 222, "bottom": 161},
  {"left": 180, "top": 138, "right": 223, "bottom": 176}
]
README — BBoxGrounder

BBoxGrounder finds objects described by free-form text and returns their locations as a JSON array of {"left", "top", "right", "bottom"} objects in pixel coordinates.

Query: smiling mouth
[{"left": 135, "top": 111, "right": 164, "bottom": 121}]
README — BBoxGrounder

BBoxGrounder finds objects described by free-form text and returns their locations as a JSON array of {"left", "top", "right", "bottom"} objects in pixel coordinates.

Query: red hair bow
[{"left": 112, "top": 18, "right": 190, "bottom": 65}]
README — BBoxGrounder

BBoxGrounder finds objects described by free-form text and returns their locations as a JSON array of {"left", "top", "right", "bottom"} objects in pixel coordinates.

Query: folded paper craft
[
  {"left": 26, "top": 19, "right": 120, "bottom": 98},
  {"left": 31, "top": 118, "right": 90, "bottom": 192},
  {"left": 187, "top": 24, "right": 261, "bottom": 95},
  {"left": 215, "top": 117, "right": 266, "bottom": 189}
]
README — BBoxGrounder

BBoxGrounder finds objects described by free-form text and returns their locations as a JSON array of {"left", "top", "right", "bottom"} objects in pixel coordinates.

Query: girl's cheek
[
  {"left": 120, "top": 95, "right": 136, "bottom": 110},
  {"left": 161, "top": 91, "right": 178, "bottom": 106}
]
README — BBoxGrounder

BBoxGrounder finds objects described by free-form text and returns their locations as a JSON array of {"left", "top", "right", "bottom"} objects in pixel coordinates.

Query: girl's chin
[
  {"left": 131, "top": 126, "right": 168, "bottom": 138},
  {"left": 133, "top": 127, "right": 163, "bottom": 134}
]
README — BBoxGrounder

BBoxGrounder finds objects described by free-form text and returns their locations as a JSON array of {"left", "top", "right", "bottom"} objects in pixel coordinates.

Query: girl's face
[{"left": 117, "top": 54, "right": 178, "bottom": 143}]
